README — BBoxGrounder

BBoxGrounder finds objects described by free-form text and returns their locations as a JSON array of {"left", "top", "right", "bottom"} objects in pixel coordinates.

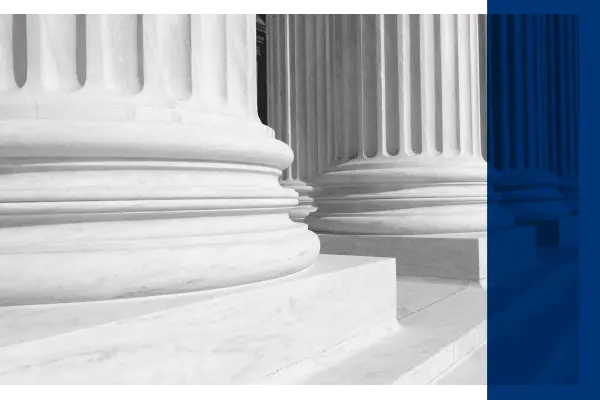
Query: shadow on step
[{"left": 488, "top": 246, "right": 579, "bottom": 385}]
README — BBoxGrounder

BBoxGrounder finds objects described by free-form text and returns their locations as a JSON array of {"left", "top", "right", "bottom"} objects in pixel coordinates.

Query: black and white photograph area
[{"left": 0, "top": 13, "right": 579, "bottom": 386}]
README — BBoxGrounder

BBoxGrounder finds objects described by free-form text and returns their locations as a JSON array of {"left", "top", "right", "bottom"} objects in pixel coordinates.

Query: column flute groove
[
  {"left": 141, "top": 15, "right": 191, "bottom": 100},
  {"left": 305, "top": 15, "right": 319, "bottom": 180},
  {"left": 191, "top": 15, "right": 227, "bottom": 110},
  {"left": 325, "top": 15, "right": 335, "bottom": 169},
  {"left": 457, "top": 14, "right": 473, "bottom": 156},
  {"left": 420, "top": 14, "right": 437, "bottom": 156},
  {"left": 398, "top": 14, "right": 413, "bottom": 157},
  {"left": 0, "top": 16, "right": 16, "bottom": 92},
  {"left": 315, "top": 15, "right": 328, "bottom": 176},
  {"left": 226, "top": 15, "right": 250, "bottom": 115},
  {"left": 357, "top": 15, "right": 366, "bottom": 159},
  {"left": 375, "top": 15, "right": 387, "bottom": 157},
  {"left": 469, "top": 14, "right": 483, "bottom": 159},
  {"left": 440, "top": 14, "right": 458, "bottom": 156},
  {"left": 86, "top": 15, "right": 141, "bottom": 94},
  {"left": 358, "top": 15, "right": 378, "bottom": 160},
  {"left": 27, "top": 15, "right": 79, "bottom": 93},
  {"left": 558, "top": 15, "right": 579, "bottom": 213}
]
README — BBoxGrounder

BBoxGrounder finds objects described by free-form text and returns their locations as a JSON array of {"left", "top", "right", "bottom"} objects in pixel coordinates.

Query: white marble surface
[
  {"left": 0, "top": 254, "right": 398, "bottom": 384},
  {"left": 257, "top": 286, "right": 486, "bottom": 384},
  {"left": 396, "top": 276, "right": 469, "bottom": 319},
  {"left": 434, "top": 342, "right": 487, "bottom": 385},
  {"left": 0, "top": 15, "right": 322, "bottom": 306},
  {"left": 0, "top": 15, "right": 262, "bottom": 120},
  {"left": 280, "top": 180, "right": 317, "bottom": 222},
  {"left": 272, "top": 15, "right": 492, "bottom": 237}
]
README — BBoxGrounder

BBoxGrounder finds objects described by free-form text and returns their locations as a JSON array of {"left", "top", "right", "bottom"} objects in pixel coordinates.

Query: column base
[
  {"left": 318, "top": 227, "right": 538, "bottom": 283},
  {"left": 0, "top": 118, "right": 320, "bottom": 305},
  {"left": 493, "top": 169, "right": 575, "bottom": 223},
  {"left": 308, "top": 155, "right": 487, "bottom": 235},
  {"left": 0, "top": 254, "right": 398, "bottom": 384},
  {"left": 280, "top": 179, "right": 317, "bottom": 222}
]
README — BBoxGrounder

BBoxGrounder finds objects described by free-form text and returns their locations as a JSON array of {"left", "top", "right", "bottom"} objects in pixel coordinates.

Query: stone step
[
  {"left": 255, "top": 287, "right": 486, "bottom": 384},
  {"left": 489, "top": 245, "right": 577, "bottom": 316},
  {"left": 3, "top": 247, "right": 573, "bottom": 385},
  {"left": 428, "top": 247, "right": 576, "bottom": 387},
  {"left": 433, "top": 342, "right": 487, "bottom": 385},
  {"left": 300, "top": 247, "right": 575, "bottom": 386},
  {"left": 395, "top": 276, "right": 470, "bottom": 320},
  {"left": 532, "top": 324, "right": 579, "bottom": 384},
  {"left": 488, "top": 247, "right": 578, "bottom": 384},
  {"left": 0, "top": 254, "right": 400, "bottom": 384}
]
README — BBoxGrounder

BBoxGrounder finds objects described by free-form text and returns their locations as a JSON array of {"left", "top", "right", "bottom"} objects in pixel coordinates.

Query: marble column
[
  {"left": 553, "top": 15, "right": 579, "bottom": 214},
  {"left": 488, "top": 15, "right": 578, "bottom": 246},
  {"left": 303, "top": 15, "right": 512, "bottom": 235},
  {"left": 267, "top": 14, "right": 528, "bottom": 282},
  {"left": 267, "top": 15, "right": 329, "bottom": 222},
  {"left": 0, "top": 14, "right": 320, "bottom": 306},
  {"left": 268, "top": 14, "right": 542, "bottom": 282},
  {"left": 256, "top": 15, "right": 268, "bottom": 124},
  {"left": 488, "top": 15, "right": 576, "bottom": 220}
]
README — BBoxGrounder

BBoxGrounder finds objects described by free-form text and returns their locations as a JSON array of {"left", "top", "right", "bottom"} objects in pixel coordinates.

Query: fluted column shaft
[
  {"left": 267, "top": 15, "right": 329, "bottom": 221},
  {"left": 488, "top": 15, "right": 578, "bottom": 220},
  {"left": 274, "top": 14, "right": 506, "bottom": 235},
  {"left": 0, "top": 14, "right": 319, "bottom": 306},
  {"left": 556, "top": 15, "right": 579, "bottom": 214}
]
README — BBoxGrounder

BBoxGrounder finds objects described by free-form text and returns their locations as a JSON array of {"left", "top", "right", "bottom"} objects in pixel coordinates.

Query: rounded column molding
[
  {"left": 280, "top": 180, "right": 317, "bottom": 222},
  {"left": 0, "top": 14, "right": 320, "bottom": 306},
  {"left": 306, "top": 156, "right": 488, "bottom": 235},
  {"left": 491, "top": 169, "right": 573, "bottom": 221}
]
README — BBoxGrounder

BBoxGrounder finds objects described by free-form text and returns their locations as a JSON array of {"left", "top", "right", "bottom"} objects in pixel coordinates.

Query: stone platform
[
  {"left": 488, "top": 246, "right": 579, "bottom": 384},
  {"left": 0, "top": 255, "right": 398, "bottom": 384},
  {"left": 433, "top": 342, "right": 487, "bottom": 385},
  {"left": 318, "top": 225, "right": 537, "bottom": 283},
  {"left": 257, "top": 285, "right": 486, "bottom": 384},
  {"left": 0, "top": 253, "right": 487, "bottom": 385}
]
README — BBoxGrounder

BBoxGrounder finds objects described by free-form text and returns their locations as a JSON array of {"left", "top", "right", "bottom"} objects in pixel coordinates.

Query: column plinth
[{"left": 0, "top": 14, "right": 320, "bottom": 306}]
